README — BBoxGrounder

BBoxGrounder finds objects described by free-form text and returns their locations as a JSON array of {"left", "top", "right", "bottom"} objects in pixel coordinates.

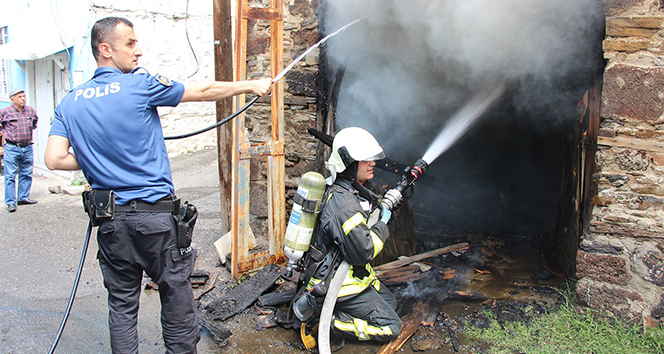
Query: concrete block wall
[{"left": 577, "top": 0, "right": 664, "bottom": 326}]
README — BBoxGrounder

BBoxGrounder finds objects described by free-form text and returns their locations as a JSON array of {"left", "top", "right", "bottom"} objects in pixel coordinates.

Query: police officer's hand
[{"left": 251, "top": 78, "right": 273, "bottom": 96}]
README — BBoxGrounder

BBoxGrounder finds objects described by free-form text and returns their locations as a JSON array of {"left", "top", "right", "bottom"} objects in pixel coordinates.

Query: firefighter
[{"left": 301, "top": 126, "right": 402, "bottom": 342}]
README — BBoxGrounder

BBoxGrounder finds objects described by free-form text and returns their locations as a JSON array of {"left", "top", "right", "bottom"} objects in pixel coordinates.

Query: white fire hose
[
  {"left": 317, "top": 202, "right": 391, "bottom": 354},
  {"left": 317, "top": 260, "right": 350, "bottom": 354}
]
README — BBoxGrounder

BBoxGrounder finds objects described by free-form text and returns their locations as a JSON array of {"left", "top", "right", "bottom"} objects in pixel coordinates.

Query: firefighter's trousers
[{"left": 332, "top": 284, "right": 402, "bottom": 342}]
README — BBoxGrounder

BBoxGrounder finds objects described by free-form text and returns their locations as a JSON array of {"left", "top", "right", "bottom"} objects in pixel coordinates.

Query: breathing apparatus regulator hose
[{"left": 48, "top": 221, "right": 93, "bottom": 354}]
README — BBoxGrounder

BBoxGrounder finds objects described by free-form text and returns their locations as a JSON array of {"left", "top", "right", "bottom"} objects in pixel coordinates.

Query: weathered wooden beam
[
  {"left": 258, "top": 287, "right": 296, "bottom": 307},
  {"left": 374, "top": 242, "right": 470, "bottom": 272},
  {"left": 381, "top": 272, "right": 430, "bottom": 285},
  {"left": 199, "top": 315, "right": 232, "bottom": 346},
  {"left": 213, "top": 0, "right": 234, "bottom": 235},
  {"left": 203, "top": 264, "right": 282, "bottom": 321},
  {"left": 377, "top": 298, "right": 440, "bottom": 354},
  {"left": 375, "top": 265, "right": 421, "bottom": 279}
]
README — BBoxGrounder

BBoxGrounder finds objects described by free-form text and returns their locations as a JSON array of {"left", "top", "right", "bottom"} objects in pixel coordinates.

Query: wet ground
[
  {"left": 0, "top": 148, "right": 565, "bottom": 353},
  {"left": 208, "top": 232, "right": 565, "bottom": 354}
]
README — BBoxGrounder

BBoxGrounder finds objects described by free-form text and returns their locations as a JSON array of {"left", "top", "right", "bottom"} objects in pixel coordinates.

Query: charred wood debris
[{"left": 147, "top": 234, "right": 566, "bottom": 352}]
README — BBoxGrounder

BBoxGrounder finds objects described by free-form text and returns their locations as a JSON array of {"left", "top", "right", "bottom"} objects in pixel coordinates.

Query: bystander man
[{"left": 0, "top": 89, "right": 39, "bottom": 212}]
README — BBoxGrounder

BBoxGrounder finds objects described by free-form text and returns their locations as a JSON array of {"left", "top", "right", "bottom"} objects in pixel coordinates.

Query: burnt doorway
[{"left": 316, "top": 0, "right": 606, "bottom": 281}]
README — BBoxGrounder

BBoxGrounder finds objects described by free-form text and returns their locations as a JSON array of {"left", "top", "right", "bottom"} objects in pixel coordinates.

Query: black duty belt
[
  {"left": 5, "top": 140, "right": 32, "bottom": 148},
  {"left": 115, "top": 197, "right": 181, "bottom": 215}
]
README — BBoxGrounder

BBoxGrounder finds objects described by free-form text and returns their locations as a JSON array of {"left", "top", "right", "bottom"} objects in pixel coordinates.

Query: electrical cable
[
  {"left": 184, "top": 0, "right": 199, "bottom": 79},
  {"left": 48, "top": 221, "right": 93, "bottom": 354}
]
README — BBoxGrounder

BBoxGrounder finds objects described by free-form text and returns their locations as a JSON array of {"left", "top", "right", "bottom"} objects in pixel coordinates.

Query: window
[{"left": 0, "top": 26, "right": 9, "bottom": 99}]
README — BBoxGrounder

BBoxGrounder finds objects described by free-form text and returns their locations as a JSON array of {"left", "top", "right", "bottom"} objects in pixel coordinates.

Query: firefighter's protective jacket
[{"left": 306, "top": 177, "right": 389, "bottom": 299}]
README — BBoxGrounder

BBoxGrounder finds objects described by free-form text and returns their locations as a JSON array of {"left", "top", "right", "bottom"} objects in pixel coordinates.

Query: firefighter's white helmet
[{"left": 325, "top": 127, "right": 385, "bottom": 183}]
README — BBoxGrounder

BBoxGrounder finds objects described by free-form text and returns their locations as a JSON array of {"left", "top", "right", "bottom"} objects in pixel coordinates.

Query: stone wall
[{"left": 578, "top": 0, "right": 664, "bottom": 326}]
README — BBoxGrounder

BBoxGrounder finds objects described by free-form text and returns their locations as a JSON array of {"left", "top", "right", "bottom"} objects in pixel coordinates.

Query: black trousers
[
  {"left": 97, "top": 212, "right": 199, "bottom": 354},
  {"left": 333, "top": 283, "right": 402, "bottom": 342}
]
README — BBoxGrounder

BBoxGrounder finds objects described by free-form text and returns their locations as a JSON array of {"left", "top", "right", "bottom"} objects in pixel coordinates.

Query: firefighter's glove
[
  {"left": 380, "top": 208, "right": 392, "bottom": 224},
  {"left": 382, "top": 188, "right": 402, "bottom": 210}
]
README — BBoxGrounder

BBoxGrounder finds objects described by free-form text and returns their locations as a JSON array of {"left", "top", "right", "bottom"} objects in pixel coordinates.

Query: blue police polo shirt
[{"left": 50, "top": 66, "right": 185, "bottom": 205}]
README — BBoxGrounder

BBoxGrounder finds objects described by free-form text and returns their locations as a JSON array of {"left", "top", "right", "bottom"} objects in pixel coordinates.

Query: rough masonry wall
[{"left": 579, "top": 0, "right": 664, "bottom": 325}]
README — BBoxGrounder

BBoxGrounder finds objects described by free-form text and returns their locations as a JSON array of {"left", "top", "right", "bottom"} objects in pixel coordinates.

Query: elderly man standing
[{"left": 0, "top": 89, "right": 38, "bottom": 212}]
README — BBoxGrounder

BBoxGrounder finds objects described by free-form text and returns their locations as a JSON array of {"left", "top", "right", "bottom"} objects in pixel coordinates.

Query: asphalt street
[{"left": 0, "top": 148, "right": 231, "bottom": 354}]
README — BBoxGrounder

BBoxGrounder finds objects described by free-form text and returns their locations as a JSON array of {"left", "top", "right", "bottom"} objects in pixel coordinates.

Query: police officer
[
  {"left": 44, "top": 17, "right": 271, "bottom": 354},
  {"left": 300, "top": 127, "right": 402, "bottom": 342}
]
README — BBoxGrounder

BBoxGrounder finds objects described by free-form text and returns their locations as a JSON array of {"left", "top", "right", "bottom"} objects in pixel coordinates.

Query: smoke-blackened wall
[{"left": 320, "top": 0, "right": 605, "bottom": 235}]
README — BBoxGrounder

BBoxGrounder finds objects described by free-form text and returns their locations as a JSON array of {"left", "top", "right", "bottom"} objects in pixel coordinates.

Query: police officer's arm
[
  {"left": 45, "top": 135, "right": 81, "bottom": 171},
  {"left": 180, "top": 79, "right": 272, "bottom": 103}
]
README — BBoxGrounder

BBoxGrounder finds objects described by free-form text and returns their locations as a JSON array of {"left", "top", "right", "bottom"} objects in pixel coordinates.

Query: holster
[
  {"left": 82, "top": 190, "right": 115, "bottom": 226},
  {"left": 177, "top": 201, "right": 197, "bottom": 248}
]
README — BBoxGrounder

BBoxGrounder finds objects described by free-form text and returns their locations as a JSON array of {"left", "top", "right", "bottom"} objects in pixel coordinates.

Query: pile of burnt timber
[
  {"left": 195, "top": 243, "right": 470, "bottom": 347},
  {"left": 374, "top": 242, "right": 469, "bottom": 285},
  {"left": 196, "top": 264, "right": 283, "bottom": 345}
]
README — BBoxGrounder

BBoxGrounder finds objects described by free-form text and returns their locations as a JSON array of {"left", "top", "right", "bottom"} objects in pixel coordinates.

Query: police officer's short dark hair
[{"left": 91, "top": 17, "right": 134, "bottom": 61}]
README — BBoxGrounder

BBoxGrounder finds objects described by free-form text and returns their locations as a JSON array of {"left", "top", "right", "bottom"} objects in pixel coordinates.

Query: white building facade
[{"left": 0, "top": 0, "right": 218, "bottom": 178}]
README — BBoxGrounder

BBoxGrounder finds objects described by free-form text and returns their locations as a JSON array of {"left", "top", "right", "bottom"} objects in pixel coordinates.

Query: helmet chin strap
[{"left": 339, "top": 161, "right": 358, "bottom": 182}]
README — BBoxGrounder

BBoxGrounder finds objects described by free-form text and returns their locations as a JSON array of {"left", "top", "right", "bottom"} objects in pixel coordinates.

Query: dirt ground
[{"left": 0, "top": 147, "right": 564, "bottom": 354}]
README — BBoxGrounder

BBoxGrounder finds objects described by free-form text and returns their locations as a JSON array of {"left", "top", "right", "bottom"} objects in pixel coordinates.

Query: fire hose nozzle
[
  {"left": 381, "top": 188, "right": 402, "bottom": 211},
  {"left": 383, "top": 159, "right": 429, "bottom": 211},
  {"left": 414, "top": 159, "right": 429, "bottom": 174},
  {"left": 395, "top": 159, "right": 429, "bottom": 193}
]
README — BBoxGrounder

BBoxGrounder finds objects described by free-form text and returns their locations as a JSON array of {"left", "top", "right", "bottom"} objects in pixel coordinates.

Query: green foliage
[
  {"left": 466, "top": 286, "right": 664, "bottom": 354},
  {"left": 70, "top": 177, "right": 88, "bottom": 186}
]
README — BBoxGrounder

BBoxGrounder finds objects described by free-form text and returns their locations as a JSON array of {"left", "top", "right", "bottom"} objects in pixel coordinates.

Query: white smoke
[
  {"left": 319, "top": 0, "right": 604, "bottom": 234},
  {"left": 321, "top": 0, "right": 603, "bottom": 156}
]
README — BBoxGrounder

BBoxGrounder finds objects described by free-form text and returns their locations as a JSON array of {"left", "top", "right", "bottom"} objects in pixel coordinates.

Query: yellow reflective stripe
[
  {"left": 338, "top": 285, "right": 367, "bottom": 298},
  {"left": 373, "top": 278, "right": 381, "bottom": 292},
  {"left": 306, "top": 277, "right": 322, "bottom": 291},
  {"left": 354, "top": 318, "right": 370, "bottom": 340},
  {"left": 365, "top": 321, "right": 394, "bottom": 338},
  {"left": 370, "top": 230, "right": 383, "bottom": 258},
  {"left": 333, "top": 317, "right": 393, "bottom": 341},
  {"left": 338, "top": 265, "right": 376, "bottom": 297},
  {"left": 342, "top": 212, "right": 366, "bottom": 235},
  {"left": 333, "top": 318, "right": 361, "bottom": 339}
]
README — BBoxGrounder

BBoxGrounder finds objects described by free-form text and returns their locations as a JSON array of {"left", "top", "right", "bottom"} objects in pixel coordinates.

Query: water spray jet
[{"left": 421, "top": 83, "right": 505, "bottom": 165}]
